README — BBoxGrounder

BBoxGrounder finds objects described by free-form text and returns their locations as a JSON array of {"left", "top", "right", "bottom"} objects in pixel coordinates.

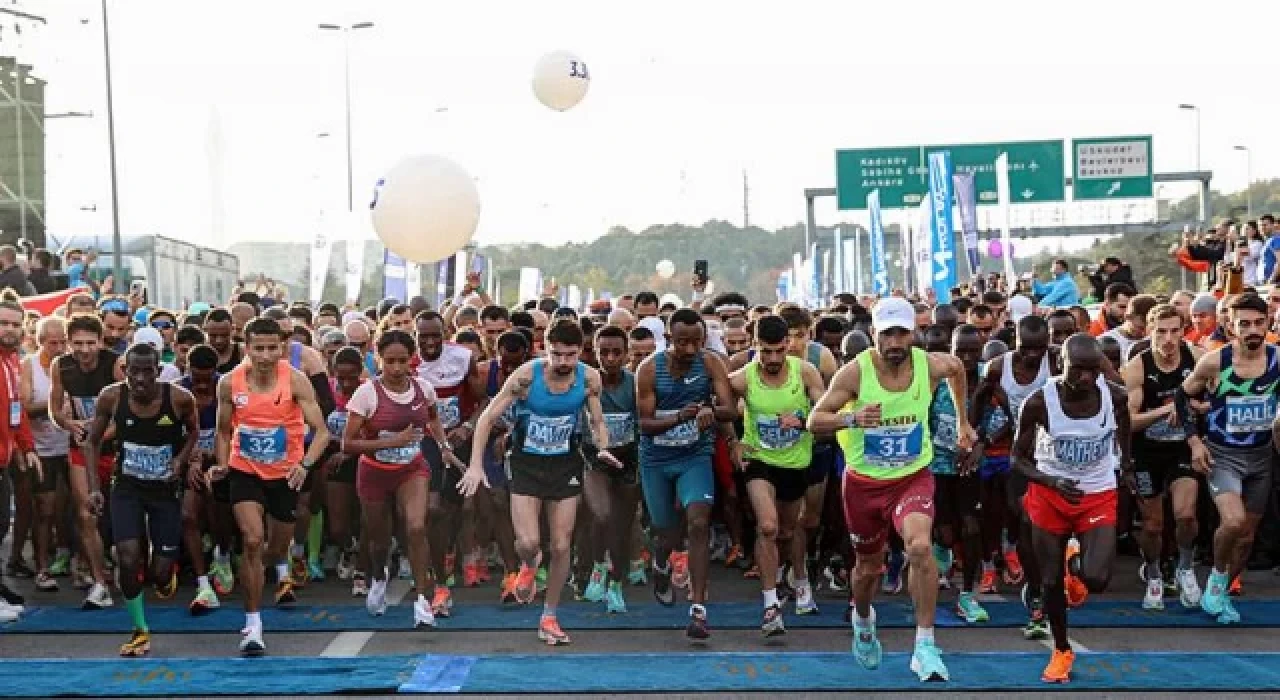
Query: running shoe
[
  {"left": 1201, "top": 570, "right": 1229, "bottom": 616},
  {"left": 824, "top": 565, "right": 849, "bottom": 593},
  {"left": 336, "top": 551, "right": 354, "bottom": 581},
  {"left": 34, "top": 571, "right": 57, "bottom": 592},
  {"left": 955, "top": 591, "right": 989, "bottom": 623},
  {"left": 933, "top": 545, "right": 953, "bottom": 584},
  {"left": 6, "top": 559, "right": 34, "bottom": 579},
  {"left": 583, "top": 562, "right": 608, "bottom": 603},
  {"left": 1142, "top": 576, "right": 1164, "bottom": 611},
  {"left": 776, "top": 573, "right": 795, "bottom": 605},
  {"left": 628, "top": 559, "right": 648, "bottom": 586},
  {"left": 444, "top": 552, "right": 457, "bottom": 586},
  {"left": 605, "top": 580, "right": 627, "bottom": 614},
  {"left": 670, "top": 551, "right": 690, "bottom": 590},
  {"left": 290, "top": 555, "right": 309, "bottom": 588},
  {"left": 653, "top": 561, "right": 674, "bottom": 606},
  {"left": 307, "top": 560, "right": 326, "bottom": 583},
  {"left": 155, "top": 569, "right": 179, "bottom": 600},
  {"left": 366, "top": 577, "right": 388, "bottom": 616},
  {"left": 119, "top": 629, "right": 151, "bottom": 657},
  {"left": 1003, "top": 550, "right": 1025, "bottom": 586},
  {"left": 534, "top": 567, "right": 547, "bottom": 594},
  {"left": 463, "top": 559, "right": 482, "bottom": 588},
  {"left": 189, "top": 586, "right": 220, "bottom": 616},
  {"left": 1041, "top": 648, "right": 1074, "bottom": 683},
  {"left": 0, "top": 605, "right": 15, "bottom": 623},
  {"left": 500, "top": 572, "right": 520, "bottom": 605},
  {"left": 82, "top": 582, "right": 113, "bottom": 610},
  {"left": 1176, "top": 567, "right": 1202, "bottom": 608},
  {"left": 979, "top": 569, "right": 998, "bottom": 594},
  {"left": 431, "top": 587, "right": 453, "bottom": 617},
  {"left": 852, "top": 612, "right": 882, "bottom": 670},
  {"left": 0, "top": 582, "right": 24, "bottom": 606},
  {"left": 1217, "top": 597, "right": 1241, "bottom": 624},
  {"left": 744, "top": 564, "right": 760, "bottom": 579},
  {"left": 514, "top": 565, "right": 537, "bottom": 605},
  {"left": 239, "top": 626, "right": 265, "bottom": 657},
  {"left": 1022, "top": 585, "right": 1048, "bottom": 640},
  {"left": 709, "top": 533, "right": 729, "bottom": 563},
  {"left": 352, "top": 571, "right": 369, "bottom": 597},
  {"left": 910, "top": 640, "right": 950, "bottom": 682},
  {"left": 210, "top": 560, "right": 235, "bottom": 596},
  {"left": 48, "top": 550, "right": 71, "bottom": 577},
  {"left": 724, "top": 544, "right": 744, "bottom": 568},
  {"left": 1064, "top": 540, "right": 1088, "bottom": 608},
  {"left": 538, "top": 615, "right": 571, "bottom": 646},
  {"left": 274, "top": 577, "right": 297, "bottom": 606},
  {"left": 761, "top": 603, "right": 786, "bottom": 637},
  {"left": 413, "top": 595, "right": 436, "bottom": 628},
  {"left": 794, "top": 583, "right": 819, "bottom": 615},
  {"left": 398, "top": 555, "right": 413, "bottom": 581},
  {"left": 686, "top": 603, "right": 710, "bottom": 641}
]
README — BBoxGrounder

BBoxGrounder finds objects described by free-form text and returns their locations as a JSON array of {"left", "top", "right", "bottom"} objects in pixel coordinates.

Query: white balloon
[
  {"left": 656, "top": 259, "right": 675, "bottom": 279},
  {"left": 370, "top": 154, "right": 480, "bottom": 264},
  {"left": 532, "top": 50, "right": 590, "bottom": 111}
]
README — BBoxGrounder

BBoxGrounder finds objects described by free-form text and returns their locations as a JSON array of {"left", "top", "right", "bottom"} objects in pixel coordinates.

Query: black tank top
[
  {"left": 59, "top": 349, "right": 119, "bottom": 451},
  {"left": 1135, "top": 344, "right": 1194, "bottom": 452},
  {"left": 216, "top": 345, "right": 243, "bottom": 375},
  {"left": 114, "top": 383, "right": 186, "bottom": 487}
]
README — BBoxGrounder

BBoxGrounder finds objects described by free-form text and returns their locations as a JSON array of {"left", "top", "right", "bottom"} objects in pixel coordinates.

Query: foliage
[{"left": 1167, "top": 178, "right": 1280, "bottom": 224}]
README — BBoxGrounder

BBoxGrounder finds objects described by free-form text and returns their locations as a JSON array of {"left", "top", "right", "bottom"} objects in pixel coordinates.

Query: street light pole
[
  {"left": 318, "top": 21, "right": 373, "bottom": 213},
  {"left": 1178, "top": 104, "right": 1202, "bottom": 223},
  {"left": 1234, "top": 145, "right": 1252, "bottom": 219},
  {"left": 101, "top": 0, "right": 124, "bottom": 286}
]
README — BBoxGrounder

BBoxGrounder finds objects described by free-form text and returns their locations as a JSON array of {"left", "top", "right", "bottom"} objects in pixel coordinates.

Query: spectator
[
  {"left": 26, "top": 249, "right": 56, "bottom": 295},
  {"left": 1031, "top": 258, "right": 1080, "bottom": 308},
  {"left": 0, "top": 246, "right": 33, "bottom": 297},
  {"left": 1259, "top": 214, "right": 1280, "bottom": 283},
  {"left": 65, "top": 248, "right": 100, "bottom": 292},
  {"left": 1087, "top": 256, "right": 1135, "bottom": 302},
  {"left": 1185, "top": 223, "right": 1230, "bottom": 288},
  {"left": 1088, "top": 282, "right": 1134, "bottom": 336}
]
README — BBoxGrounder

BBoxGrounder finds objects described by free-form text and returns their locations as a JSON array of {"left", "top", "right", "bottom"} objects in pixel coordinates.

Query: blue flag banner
[
  {"left": 776, "top": 271, "right": 790, "bottom": 302},
  {"left": 953, "top": 172, "right": 980, "bottom": 279},
  {"left": 435, "top": 259, "right": 451, "bottom": 309},
  {"left": 927, "top": 152, "right": 956, "bottom": 303},
  {"left": 384, "top": 250, "right": 407, "bottom": 301},
  {"left": 868, "top": 190, "right": 889, "bottom": 296}
]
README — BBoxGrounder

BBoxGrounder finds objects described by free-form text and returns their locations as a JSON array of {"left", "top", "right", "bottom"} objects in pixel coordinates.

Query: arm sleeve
[{"left": 309, "top": 373, "right": 336, "bottom": 417}]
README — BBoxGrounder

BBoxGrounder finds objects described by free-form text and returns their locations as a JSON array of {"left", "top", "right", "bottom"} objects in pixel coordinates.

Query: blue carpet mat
[
  {"left": 1, "top": 652, "right": 1278, "bottom": 695},
  {"left": 5, "top": 599, "right": 1280, "bottom": 634}
]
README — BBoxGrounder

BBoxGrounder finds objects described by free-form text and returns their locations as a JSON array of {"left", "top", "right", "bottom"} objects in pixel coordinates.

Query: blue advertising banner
[
  {"left": 868, "top": 190, "right": 889, "bottom": 296},
  {"left": 927, "top": 152, "right": 956, "bottom": 302}
]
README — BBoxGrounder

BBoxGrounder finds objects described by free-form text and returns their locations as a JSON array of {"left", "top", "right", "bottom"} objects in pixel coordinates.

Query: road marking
[
  {"left": 1037, "top": 626, "right": 1092, "bottom": 653},
  {"left": 320, "top": 578, "right": 411, "bottom": 657}
]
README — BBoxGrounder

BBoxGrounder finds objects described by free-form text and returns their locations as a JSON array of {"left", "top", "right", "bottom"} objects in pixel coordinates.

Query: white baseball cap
[
  {"left": 638, "top": 316, "right": 667, "bottom": 353},
  {"left": 871, "top": 297, "right": 915, "bottom": 334},
  {"left": 1009, "top": 294, "right": 1034, "bottom": 322},
  {"left": 132, "top": 327, "right": 164, "bottom": 353}
]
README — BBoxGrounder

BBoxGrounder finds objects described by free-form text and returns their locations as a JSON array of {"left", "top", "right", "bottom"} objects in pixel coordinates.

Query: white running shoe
[
  {"left": 82, "top": 582, "right": 112, "bottom": 610},
  {"left": 1142, "top": 577, "right": 1164, "bottom": 610},
  {"left": 1177, "top": 568, "right": 1202, "bottom": 608},
  {"left": 367, "top": 577, "right": 388, "bottom": 616},
  {"left": 413, "top": 595, "right": 436, "bottom": 628},
  {"left": 239, "top": 626, "right": 266, "bottom": 656}
]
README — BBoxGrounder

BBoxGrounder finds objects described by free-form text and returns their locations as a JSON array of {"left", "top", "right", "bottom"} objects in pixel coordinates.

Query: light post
[
  {"left": 101, "top": 0, "right": 124, "bottom": 285},
  {"left": 1234, "top": 145, "right": 1252, "bottom": 219},
  {"left": 317, "top": 21, "right": 374, "bottom": 213},
  {"left": 1178, "top": 103, "right": 1203, "bottom": 223}
]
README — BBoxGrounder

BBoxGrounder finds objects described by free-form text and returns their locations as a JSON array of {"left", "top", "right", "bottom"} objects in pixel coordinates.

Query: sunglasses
[
  {"left": 99, "top": 299, "right": 130, "bottom": 314},
  {"left": 151, "top": 320, "right": 174, "bottom": 330}
]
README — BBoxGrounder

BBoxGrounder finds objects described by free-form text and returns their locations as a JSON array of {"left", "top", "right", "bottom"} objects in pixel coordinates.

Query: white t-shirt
[
  {"left": 346, "top": 377, "right": 438, "bottom": 418},
  {"left": 159, "top": 362, "right": 182, "bottom": 383}
]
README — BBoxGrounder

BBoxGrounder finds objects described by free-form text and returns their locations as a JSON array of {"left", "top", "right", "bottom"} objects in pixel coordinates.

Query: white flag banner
[
  {"left": 568, "top": 284, "right": 582, "bottom": 311},
  {"left": 405, "top": 263, "right": 421, "bottom": 299},
  {"left": 518, "top": 267, "right": 542, "bottom": 304},
  {"left": 995, "top": 152, "right": 1017, "bottom": 283}
]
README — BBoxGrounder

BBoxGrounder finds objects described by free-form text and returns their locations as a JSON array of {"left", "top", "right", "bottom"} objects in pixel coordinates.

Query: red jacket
[{"left": 0, "top": 348, "right": 34, "bottom": 467}]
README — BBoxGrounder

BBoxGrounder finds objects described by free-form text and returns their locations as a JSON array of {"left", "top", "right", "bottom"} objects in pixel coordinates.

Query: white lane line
[
  {"left": 1037, "top": 631, "right": 1092, "bottom": 653},
  {"left": 320, "top": 578, "right": 412, "bottom": 657}
]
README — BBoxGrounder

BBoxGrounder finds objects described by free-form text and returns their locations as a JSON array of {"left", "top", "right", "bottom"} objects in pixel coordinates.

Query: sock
[
  {"left": 1145, "top": 559, "right": 1162, "bottom": 582},
  {"left": 307, "top": 513, "right": 325, "bottom": 564},
  {"left": 1178, "top": 547, "right": 1195, "bottom": 571},
  {"left": 914, "top": 626, "right": 935, "bottom": 645},
  {"left": 197, "top": 575, "right": 211, "bottom": 591},
  {"left": 853, "top": 606, "right": 876, "bottom": 630},
  {"left": 125, "top": 594, "right": 148, "bottom": 632},
  {"left": 542, "top": 603, "right": 556, "bottom": 619},
  {"left": 275, "top": 562, "right": 289, "bottom": 581},
  {"left": 245, "top": 611, "right": 261, "bottom": 629},
  {"left": 214, "top": 546, "right": 230, "bottom": 565},
  {"left": 763, "top": 588, "right": 779, "bottom": 609}
]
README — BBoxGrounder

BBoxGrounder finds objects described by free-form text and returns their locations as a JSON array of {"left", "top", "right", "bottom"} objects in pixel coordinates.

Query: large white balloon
[
  {"left": 370, "top": 154, "right": 480, "bottom": 263},
  {"left": 532, "top": 50, "right": 590, "bottom": 111},
  {"left": 656, "top": 259, "right": 675, "bottom": 279}
]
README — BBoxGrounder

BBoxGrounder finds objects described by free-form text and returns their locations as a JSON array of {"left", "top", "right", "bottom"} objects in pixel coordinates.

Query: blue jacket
[
  {"left": 1262, "top": 236, "right": 1280, "bottom": 284},
  {"left": 1032, "top": 272, "right": 1080, "bottom": 308}
]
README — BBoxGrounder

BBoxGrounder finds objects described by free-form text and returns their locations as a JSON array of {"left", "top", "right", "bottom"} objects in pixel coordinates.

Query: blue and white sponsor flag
[
  {"left": 868, "top": 190, "right": 889, "bottom": 296},
  {"left": 927, "top": 151, "right": 956, "bottom": 302}
]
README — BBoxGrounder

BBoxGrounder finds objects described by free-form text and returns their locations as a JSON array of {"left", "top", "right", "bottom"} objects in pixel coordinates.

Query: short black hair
[
  {"left": 815, "top": 316, "right": 846, "bottom": 337},
  {"left": 510, "top": 311, "right": 534, "bottom": 329},
  {"left": 1104, "top": 283, "right": 1136, "bottom": 302},
  {"left": 287, "top": 306, "right": 313, "bottom": 326},
  {"left": 125, "top": 342, "right": 160, "bottom": 366},
  {"left": 546, "top": 318, "right": 584, "bottom": 347},
  {"left": 377, "top": 328, "right": 417, "bottom": 355},
  {"left": 755, "top": 315, "right": 789, "bottom": 344},
  {"left": 480, "top": 305, "right": 509, "bottom": 323},
  {"left": 333, "top": 346, "right": 364, "bottom": 368},
  {"left": 537, "top": 298, "right": 560, "bottom": 314},
  {"left": 244, "top": 317, "right": 285, "bottom": 342},
  {"left": 634, "top": 291, "right": 660, "bottom": 308},
  {"left": 595, "top": 324, "right": 628, "bottom": 348},
  {"left": 176, "top": 326, "right": 207, "bottom": 346},
  {"left": 204, "top": 308, "right": 232, "bottom": 325},
  {"left": 1230, "top": 292, "right": 1269, "bottom": 316},
  {"left": 188, "top": 344, "right": 219, "bottom": 370},
  {"left": 629, "top": 326, "right": 655, "bottom": 342},
  {"left": 67, "top": 314, "right": 103, "bottom": 338},
  {"left": 667, "top": 308, "right": 704, "bottom": 331},
  {"left": 496, "top": 330, "right": 530, "bottom": 354}
]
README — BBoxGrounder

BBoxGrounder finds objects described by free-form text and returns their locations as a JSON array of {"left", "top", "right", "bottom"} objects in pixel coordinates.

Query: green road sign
[
  {"left": 1072, "top": 136, "right": 1153, "bottom": 200},
  {"left": 835, "top": 139, "right": 1065, "bottom": 210}
]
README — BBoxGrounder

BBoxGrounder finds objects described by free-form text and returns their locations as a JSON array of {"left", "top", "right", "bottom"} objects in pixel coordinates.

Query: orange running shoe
[
  {"left": 1064, "top": 541, "right": 1088, "bottom": 608},
  {"left": 514, "top": 564, "right": 537, "bottom": 604},
  {"left": 1041, "top": 648, "right": 1074, "bottom": 683},
  {"left": 538, "top": 615, "right": 571, "bottom": 646},
  {"left": 1002, "top": 550, "right": 1025, "bottom": 586},
  {"left": 670, "top": 551, "right": 690, "bottom": 589},
  {"left": 463, "top": 560, "right": 482, "bottom": 588},
  {"left": 1229, "top": 575, "right": 1243, "bottom": 597},
  {"left": 431, "top": 586, "right": 453, "bottom": 617},
  {"left": 500, "top": 572, "right": 519, "bottom": 604},
  {"left": 724, "top": 544, "right": 744, "bottom": 568},
  {"left": 979, "top": 569, "right": 998, "bottom": 594}
]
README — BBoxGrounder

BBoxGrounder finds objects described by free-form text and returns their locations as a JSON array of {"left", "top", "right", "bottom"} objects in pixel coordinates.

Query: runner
[
  {"left": 1124, "top": 304, "right": 1203, "bottom": 610},
  {"left": 1013, "top": 333, "right": 1130, "bottom": 683},
  {"left": 342, "top": 329, "right": 461, "bottom": 628},
  {"left": 203, "top": 309, "right": 243, "bottom": 375},
  {"left": 478, "top": 330, "right": 530, "bottom": 602},
  {"left": 579, "top": 324, "right": 642, "bottom": 614},
  {"left": 636, "top": 308, "right": 737, "bottom": 641},
  {"left": 458, "top": 319, "right": 620, "bottom": 645},
  {"left": 213, "top": 317, "right": 330, "bottom": 656},
  {"left": 729, "top": 314, "right": 825, "bottom": 636},
  {"left": 20, "top": 316, "right": 69, "bottom": 593},
  {"left": 322, "top": 347, "right": 366, "bottom": 596},
  {"left": 181, "top": 344, "right": 234, "bottom": 613},
  {"left": 809, "top": 297, "right": 974, "bottom": 682},
  {"left": 82, "top": 343, "right": 200, "bottom": 656},
  {"left": 48, "top": 314, "right": 121, "bottom": 608},
  {"left": 1177, "top": 293, "right": 1278, "bottom": 624}
]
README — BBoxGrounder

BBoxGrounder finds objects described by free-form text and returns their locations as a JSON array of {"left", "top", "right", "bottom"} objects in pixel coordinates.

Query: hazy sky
[{"left": 10, "top": 0, "right": 1278, "bottom": 252}]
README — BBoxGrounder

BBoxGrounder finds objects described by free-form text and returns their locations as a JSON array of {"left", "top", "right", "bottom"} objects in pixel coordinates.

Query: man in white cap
[
  {"left": 126, "top": 327, "right": 182, "bottom": 382},
  {"left": 808, "top": 297, "right": 974, "bottom": 682},
  {"left": 1008, "top": 295, "right": 1034, "bottom": 324}
]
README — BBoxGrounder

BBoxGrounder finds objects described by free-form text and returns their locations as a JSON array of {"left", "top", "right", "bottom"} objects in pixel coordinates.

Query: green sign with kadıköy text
[
  {"left": 1072, "top": 136, "right": 1153, "bottom": 200},
  {"left": 835, "top": 139, "right": 1066, "bottom": 210}
]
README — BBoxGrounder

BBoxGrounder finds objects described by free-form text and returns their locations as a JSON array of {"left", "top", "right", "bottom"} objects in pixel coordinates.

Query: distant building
[
  {"left": 0, "top": 56, "right": 46, "bottom": 246},
  {"left": 228, "top": 239, "right": 429, "bottom": 305}
]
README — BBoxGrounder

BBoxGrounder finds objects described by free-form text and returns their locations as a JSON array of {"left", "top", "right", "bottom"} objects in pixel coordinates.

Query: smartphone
[
  {"left": 470, "top": 253, "right": 487, "bottom": 275},
  {"left": 694, "top": 259, "right": 709, "bottom": 285}
]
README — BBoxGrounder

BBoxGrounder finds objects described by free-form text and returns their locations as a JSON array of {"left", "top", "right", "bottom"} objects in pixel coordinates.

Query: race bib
[
  {"left": 327, "top": 410, "right": 348, "bottom": 439},
  {"left": 373, "top": 429, "right": 422, "bottom": 465},
  {"left": 755, "top": 413, "right": 803, "bottom": 451},
  {"left": 1052, "top": 432, "right": 1112, "bottom": 470},
  {"left": 1225, "top": 395, "right": 1275, "bottom": 434},
  {"left": 523, "top": 414, "right": 575, "bottom": 456},
  {"left": 603, "top": 412, "right": 635, "bottom": 447},
  {"left": 1143, "top": 414, "right": 1186, "bottom": 442},
  {"left": 982, "top": 406, "right": 1008, "bottom": 437},
  {"left": 197, "top": 428, "right": 215, "bottom": 454},
  {"left": 862, "top": 423, "right": 924, "bottom": 468},
  {"left": 437, "top": 396, "right": 462, "bottom": 430},
  {"left": 653, "top": 409, "right": 700, "bottom": 448},
  {"left": 236, "top": 425, "right": 287, "bottom": 464},
  {"left": 73, "top": 396, "right": 97, "bottom": 421},
  {"left": 932, "top": 413, "right": 958, "bottom": 450},
  {"left": 120, "top": 442, "right": 174, "bottom": 481}
]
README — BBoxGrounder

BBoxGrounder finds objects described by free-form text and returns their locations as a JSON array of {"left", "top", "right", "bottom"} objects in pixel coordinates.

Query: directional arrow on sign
[
  {"left": 1021, "top": 189, "right": 1035, "bottom": 199},
  {"left": 1107, "top": 181, "right": 1121, "bottom": 196},
  {"left": 1028, "top": 161, "right": 1040, "bottom": 171}
]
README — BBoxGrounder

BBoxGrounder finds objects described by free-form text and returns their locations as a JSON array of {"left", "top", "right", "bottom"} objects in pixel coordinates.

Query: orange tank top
[{"left": 228, "top": 360, "right": 306, "bottom": 479}]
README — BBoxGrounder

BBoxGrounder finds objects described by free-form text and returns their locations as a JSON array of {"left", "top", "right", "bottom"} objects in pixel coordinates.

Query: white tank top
[
  {"left": 28, "top": 355, "right": 69, "bottom": 457},
  {"left": 1000, "top": 351, "right": 1049, "bottom": 422},
  {"left": 417, "top": 343, "right": 473, "bottom": 391},
  {"left": 1032, "top": 377, "right": 1117, "bottom": 494}
]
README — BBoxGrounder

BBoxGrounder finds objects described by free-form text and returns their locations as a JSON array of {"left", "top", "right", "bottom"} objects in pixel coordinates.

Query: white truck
[{"left": 56, "top": 234, "right": 240, "bottom": 311}]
